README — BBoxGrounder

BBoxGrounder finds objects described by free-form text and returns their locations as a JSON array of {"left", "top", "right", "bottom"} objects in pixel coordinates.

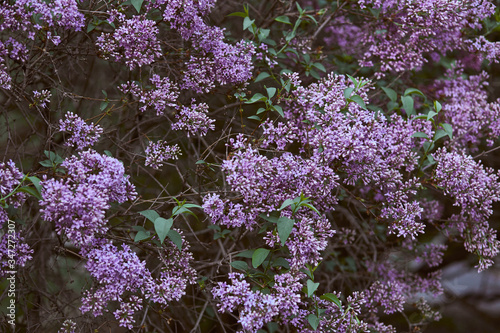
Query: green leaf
[
  {"left": 434, "top": 100, "right": 442, "bottom": 113},
  {"left": 134, "top": 230, "right": 150, "bottom": 242},
  {"left": 131, "top": 0, "right": 144, "bottom": 13},
  {"left": 258, "top": 28, "right": 270, "bottom": 41},
  {"left": 381, "top": 86, "right": 397, "bottom": 102},
  {"left": 279, "top": 199, "right": 295, "bottom": 211},
  {"left": 277, "top": 217, "right": 294, "bottom": 246},
  {"left": 300, "top": 203, "right": 320, "bottom": 215},
  {"left": 404, "top": 88, "right": 425, "bottom": 98},
  {"left": 307, "top": 314, "right": 320, "bottom": 330},
  {"left": 104, "top": 150, "right": 113, "bottom": 157},
  {"left": 401, "top": 95, "right": 415, "bottom": 116},
  {"left": 227, "top": 12, "right": 247, "bottom": 18},
  {"left": 346, "top": 74, "right": 358, "bottom": 88},
  {"left": 259, "top": 212, "right": 280, "bottom": 223},
  {"left": 230, "top": 261, "right": 249, "bottom": 271},
  {"left": 347, "top": 95, "right": 367, "bottom": 110},
  {"left": 243, "top": 17, "right": 255, "bottom": 30},
  {"left": 236, "top": 249, "right": 255, "bottom": 258},
  {"left": 320, "top": 293, "right": 342, "bottom": 308},
  {"left": 245, "top": 93, "right": 267, "bottom": 104},
  {"left": 433, "top": 129, "right": 448, "bottom": 141},
  {"left": 266, "top": 87, "right": 277, "bottom": 99},
  {"left": 196, "top": 160, "right": 206, "bottom": 164},
  {"left": 271, "top": 257, "right": 290, "bottom": 269},
  {"left": 248, "top": 115, "right": 261, "bottom": 121},
  {"left": 167, "top": 229, "right": 183, "bottom": 250},
  {"left": 441, "top": 123, "right": 453, "bottom": 139},
  {"left": 154, "top": 217, "right": 173, "bottom": 244},
  {"left": 100, "top": 100, "right": 109, "bottom": 111},
  {"left": 139, "top": 210, "right": 159, "bottom": 223},
  {"left": 87, "top": 22, "right": 97, "bottom": 33},
  {"left": 344, "top": 87, "right": 354, "bottom": 99},
  {"left": 28, "top": 176, "right": 42, "bottom": 195},
  {"left": 412, "top": 132, "right": 428, "bottom": 138},
  {"left": 252, "top": 248, "right": 270, "bottom": 268},
  {"left": 39, "top": 160, "right": 53, "bottom": 167},
  {"left": 255, "top": 72, "right": 270, "bottom": 82},
  {"left": 427, "top": 110, "right": 438, "bottom": 121},
  {"left": 312, "top": 63, "right": 326, "bottom": 72},
  {"left": 272, "top": 105, "right": 284, "bottom": 117},
  {"left": 275, "top": 15, "right": 292, "bottom": 25},
  {"left": 306, "top": 279, "right": 319, "bottom": 297},
  {"left": 18, "top": 186, "right": 42, "bottom": 200}
]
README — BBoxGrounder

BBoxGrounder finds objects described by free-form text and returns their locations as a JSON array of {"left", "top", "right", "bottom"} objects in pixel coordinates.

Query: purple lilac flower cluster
[
  {"left": 145, "top": 140, "right": 181, "bottom": 170},
  {"left": 0, "top": 160, "right": 26, "bottom": 209},
  {"left": 432, "top": 66, "right": 500, "bottom": 150},
  {"left": 355, "top": 0, "right": 497, "bottom": 77},
  {"left": 433, "top": 148, "right": 500, "bottom": 271},
  {"left": 119, "top": 74, "right": 179, "bottom": 116},
  {"left": 0, "top": 160, "right": 33, "bottom": 277},
  {"left": 96, "top": 14, "right": 162, "bottom": 70},
  {"left": 32, "top": 89, "right": 52, "bottom": 108},
  {"left": 171, "top": 101, "right": 215, "bottom": 137},
  {"left": 40, "top": 150, "right": 136, "bottom": 244},
  {"left": 81, "top": 230, "right": 196, "bottom": 329},
  {"left": 212, "top": 272, "right": 303, "bottom": 332},
  {"left": 58, "top": 112, "right": 103, "bottom": 150}
]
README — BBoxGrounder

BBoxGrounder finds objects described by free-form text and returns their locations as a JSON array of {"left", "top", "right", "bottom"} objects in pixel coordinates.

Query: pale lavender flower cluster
[
  {"left": 433, "top": 148, "right": 500, "bottom": 271},
  {"left": 119, "top": 74, "right": 179, "bottom": 116},
  {"left": 96, "top": 15, "right": 162, "bottom": 70},
  {"left": 57, "top": 319, "right": 76, "bottom": 333},
  {"left": 40, "top": 150, "right": 136, "bottom": 244},
  {"left": 171, "top": 101, "right": 215, "bottom": 137},
  {"left": 58, "top": 112, "right": 103, "bottom": 150},
  {"left": 145, "top": 140, "right": 181, "bottom": 169},
  {"left": 32, "top": 89, "right": 52, "bottom": 108}
]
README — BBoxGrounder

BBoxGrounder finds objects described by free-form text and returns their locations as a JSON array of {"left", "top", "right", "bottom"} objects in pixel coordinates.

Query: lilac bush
[{"left": 1, "top": 0, "right": 500, "bottom": 332}]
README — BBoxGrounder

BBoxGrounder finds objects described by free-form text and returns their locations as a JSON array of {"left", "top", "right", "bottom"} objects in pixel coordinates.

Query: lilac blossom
[
  {"left": 0, "top": 160, "right": 26, "bottom": 208},
  {"left": 59, "top": 112, "right": 103, "bottom": 150},
  {"left": 119, "top": 74, "right": 179, "bottom": 116},
  {"left": 171, "top": 101, "right": 215, "bottom": 137},
  {"left": 32, "top": 89, "right": 52, "bottom": 108},
  {"left": 81, "top": 231, "right": 196, "bottom": 329},
  {"left": 145, "top": 140, "right": 181, "bottom": 169},
  {"left": 40, "top": 150, "right": 136, "bottom": 244},
  {"left": 96, "top": 15, "right": 162, "bottom": 70}
]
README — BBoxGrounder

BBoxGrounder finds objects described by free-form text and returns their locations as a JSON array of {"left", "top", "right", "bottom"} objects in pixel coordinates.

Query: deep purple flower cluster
[
  {"left": 40, "top": 150, "right": 136, "bottom": 244},
  {"left": 59, "top": 112, "right": 103, "bottom": 150}
]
